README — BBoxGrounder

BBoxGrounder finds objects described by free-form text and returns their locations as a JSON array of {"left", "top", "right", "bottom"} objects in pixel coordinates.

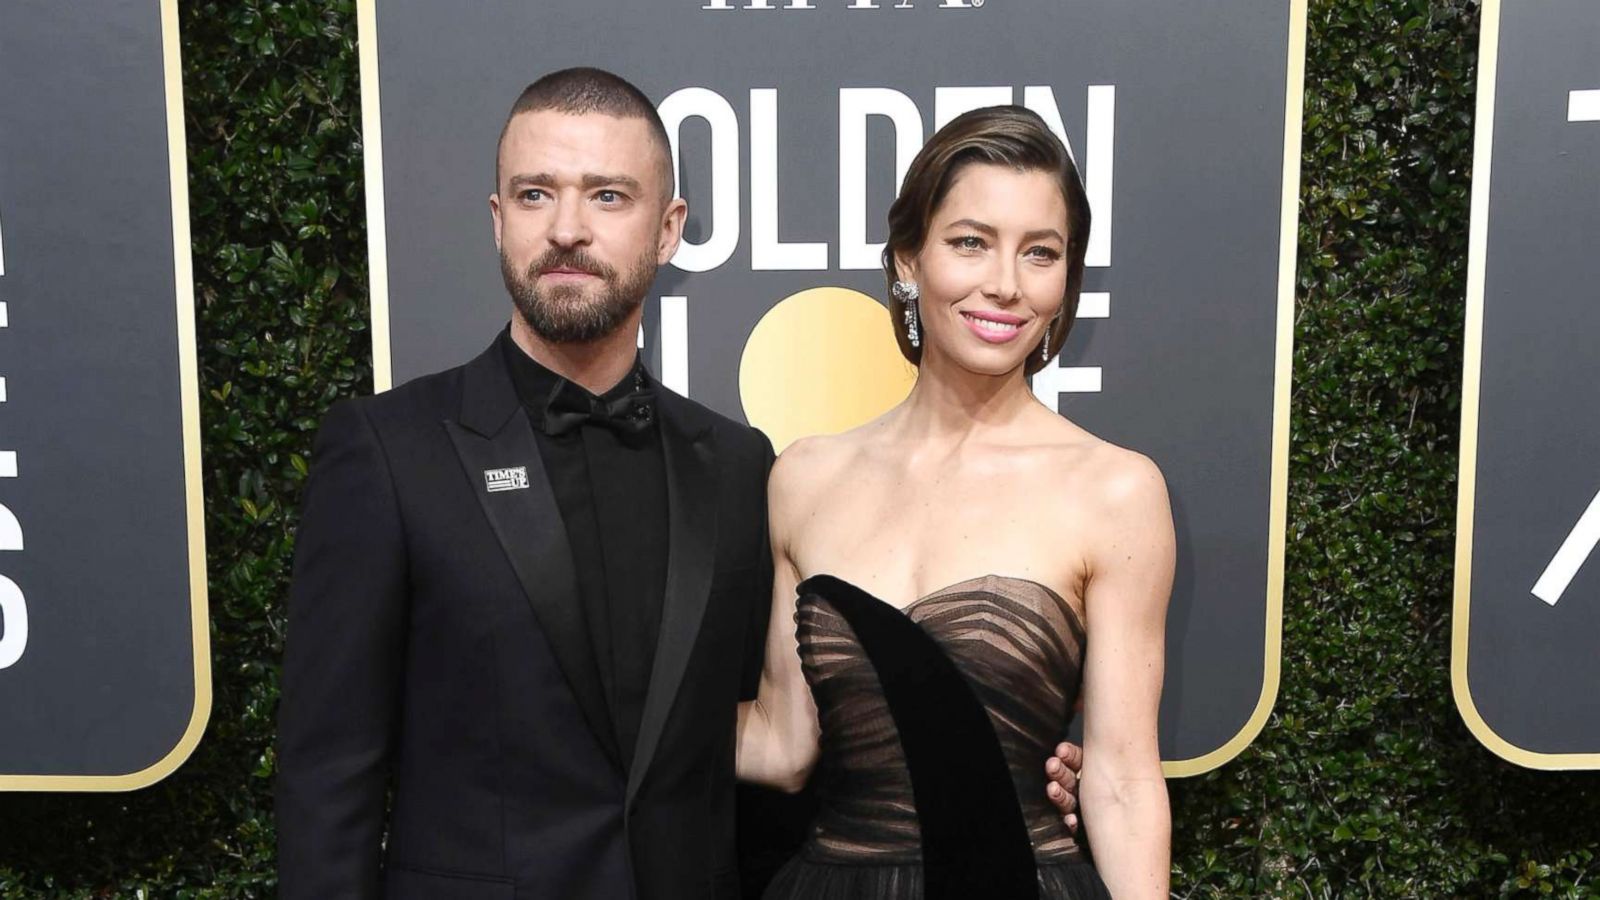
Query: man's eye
[
  {"left": 520, "top": 189, "right": 546, "bottom": 202},
  {"left": 597, "top": 190, "right": 622, "bottom": 204}
]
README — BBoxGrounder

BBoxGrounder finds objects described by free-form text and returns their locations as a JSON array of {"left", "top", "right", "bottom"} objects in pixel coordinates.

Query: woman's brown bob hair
[{"left": 883, "top": 105, "right": 1092, "bottom": 377}]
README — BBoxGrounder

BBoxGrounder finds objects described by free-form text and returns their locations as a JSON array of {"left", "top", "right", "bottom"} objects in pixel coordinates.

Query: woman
[{"left": 736, "top": 105, "right": 1174, "bottom": 899}]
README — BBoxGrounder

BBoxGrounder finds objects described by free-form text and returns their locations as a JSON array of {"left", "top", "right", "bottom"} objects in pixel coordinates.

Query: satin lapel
[
  {"left": 626, "top": 393, "right": 718, "bottom": 806},
  {"left": 448, "top": 341, "right": 623, "bottom": 772}
]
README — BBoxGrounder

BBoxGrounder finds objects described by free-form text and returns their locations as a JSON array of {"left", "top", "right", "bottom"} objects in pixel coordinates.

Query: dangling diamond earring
[
  {"left": 1041, "top": 313, "right": 1061, "bottom": 362},
  {"left": 892, "top": 281, "right": 921, "bottom": 348}
]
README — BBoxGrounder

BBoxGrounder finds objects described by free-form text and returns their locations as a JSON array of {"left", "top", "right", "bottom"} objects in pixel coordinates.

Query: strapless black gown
[{"left": 762, "top": 574, "right": 1111, "bottom": 900}]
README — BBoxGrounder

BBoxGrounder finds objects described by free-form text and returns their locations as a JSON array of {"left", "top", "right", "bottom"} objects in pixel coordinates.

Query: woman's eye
[
  {"left": 952, "top": 235, "right": 985, "bottom": 251},
  {"left": 1027, "top": 246, "right": 1063, "bottom": 261}
]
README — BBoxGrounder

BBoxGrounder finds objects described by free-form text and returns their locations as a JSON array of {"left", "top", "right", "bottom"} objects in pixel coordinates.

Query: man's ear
[
  {"left": 489, "top": 193, "right": 504, "bottom": 251},
  {"left": 657, "top": 196, "right": 688, "bottom": 266}
]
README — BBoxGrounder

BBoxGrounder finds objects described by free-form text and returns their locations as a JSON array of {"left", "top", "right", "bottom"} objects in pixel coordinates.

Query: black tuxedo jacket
[{"left": 276, "top": 340, "right": 774, "bottom": 900}]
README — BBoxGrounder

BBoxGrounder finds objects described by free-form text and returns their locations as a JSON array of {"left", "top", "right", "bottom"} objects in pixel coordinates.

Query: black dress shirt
[{"left": 501, "top": 330, "right": 668, "bottom": 773}]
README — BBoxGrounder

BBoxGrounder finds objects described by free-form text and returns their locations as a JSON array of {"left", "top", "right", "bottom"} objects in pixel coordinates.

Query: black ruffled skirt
[{"left": 762, "top": 847, "right": 1113, "bottom": 900}]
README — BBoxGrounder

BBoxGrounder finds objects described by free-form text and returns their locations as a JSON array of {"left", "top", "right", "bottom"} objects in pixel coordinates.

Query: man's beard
[{"left": 502, "top": 244, "right": 657, "bottom": 344}]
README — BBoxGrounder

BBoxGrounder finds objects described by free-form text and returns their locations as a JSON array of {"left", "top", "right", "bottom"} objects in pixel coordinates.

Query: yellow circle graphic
[{"left": 739, "top": 286, "right": 918, "bottom": 453}]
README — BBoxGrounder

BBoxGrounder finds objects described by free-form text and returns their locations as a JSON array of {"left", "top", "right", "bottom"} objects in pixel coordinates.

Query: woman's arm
[
  {"left": 1078, "top": 452, "right": 1175, "bottom": 899},
  {"left": 735, "top": 448, "right": 822, "bottom": 792}
]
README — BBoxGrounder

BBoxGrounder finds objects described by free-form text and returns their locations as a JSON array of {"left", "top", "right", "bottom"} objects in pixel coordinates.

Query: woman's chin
[{"left": 927, "top": 344, "right": 1030, "bottom": 379}]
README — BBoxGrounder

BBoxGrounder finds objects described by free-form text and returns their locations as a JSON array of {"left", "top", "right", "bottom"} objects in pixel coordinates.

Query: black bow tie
[{"left": 540, "top": 373, "right": 656, "bottom": 438}]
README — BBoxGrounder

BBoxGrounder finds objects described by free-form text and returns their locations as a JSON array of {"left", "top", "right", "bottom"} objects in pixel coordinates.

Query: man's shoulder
[
  {"left": 318, "top": 358, "right": 475, "bottom": 442},
  {"left": 656, "top": 387, "right": 773, "bottom": 465},
  {"left": 350, "top": 366, "right": 462, "bottom": 419}
]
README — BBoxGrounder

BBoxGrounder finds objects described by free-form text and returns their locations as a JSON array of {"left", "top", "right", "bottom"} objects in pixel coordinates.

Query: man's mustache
[{"left": 528, "top": 248, "right": 615, "bottom": 281}]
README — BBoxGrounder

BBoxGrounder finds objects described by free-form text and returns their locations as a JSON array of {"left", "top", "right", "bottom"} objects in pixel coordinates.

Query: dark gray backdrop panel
[
  {"left": 0, "top": 0, "right": 202, "bottom": 781},
  {"left": 368, "top": 0, "right": 1296, "bottom": 766},
  {"left": 1464, "top": 0, "right": 1600, "bottom": 759}
]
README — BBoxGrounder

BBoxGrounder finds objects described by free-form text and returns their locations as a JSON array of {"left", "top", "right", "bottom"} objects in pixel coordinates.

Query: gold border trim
[
  {"left": 1161, "top": 0, "right": 1304, "bottom": 778},
  {"left": 355, "top": 0, "right": 1304, "bottom": 775},
  {"left": 0, "top": 0, "right": 213, "bottom": 792},
  {"left": 1449, "top": 0, "right": 1600, "bottom": 770},
  {"left": 358, "top": 0, "right": 393, "bottom": 393}
]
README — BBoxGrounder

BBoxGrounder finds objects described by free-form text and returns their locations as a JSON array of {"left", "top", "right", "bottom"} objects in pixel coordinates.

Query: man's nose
[{"left": 549, "top": 195, "right": 591, "bottom": 247}]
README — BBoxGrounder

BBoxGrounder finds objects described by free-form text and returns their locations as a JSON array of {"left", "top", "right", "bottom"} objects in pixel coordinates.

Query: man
[{"left": 276, "top": 67, "right": 1080, "bottom": 899}]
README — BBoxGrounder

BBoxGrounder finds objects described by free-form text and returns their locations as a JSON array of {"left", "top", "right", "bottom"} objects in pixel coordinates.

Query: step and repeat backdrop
[
  {"left": 0, "top": 0, "right": 208, "bottom": 790},
  {"left": 358, "top": 0, "right": 1307, "bottom": 773},
  {"left": 3, "top": 0, "right": 1587, "bottom": 784},
  {"left": 3, "top": 0, "right": 1591, "bottom": 792},
  {"left": 1454, "top": 0, "right": 1600, "bottom": 769}
]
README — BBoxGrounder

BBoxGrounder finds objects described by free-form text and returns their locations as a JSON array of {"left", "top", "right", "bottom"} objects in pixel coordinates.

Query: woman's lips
[{"left": 960, "top": 310, "right": 1028, "bottom": 344}]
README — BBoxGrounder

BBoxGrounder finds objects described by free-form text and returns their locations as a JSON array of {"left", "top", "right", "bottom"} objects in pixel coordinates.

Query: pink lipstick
[{"left": 959, "top": 309, "right": 1028, "bottom": 344}]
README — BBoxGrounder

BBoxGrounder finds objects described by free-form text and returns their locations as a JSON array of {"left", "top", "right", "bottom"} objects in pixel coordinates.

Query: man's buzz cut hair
[{"left": 496, "top": 67, "right": 676, "bottom": 203}]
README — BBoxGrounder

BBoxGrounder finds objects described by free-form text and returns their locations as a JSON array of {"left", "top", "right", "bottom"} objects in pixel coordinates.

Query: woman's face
[{"left": 900, "top": 163, "right": 1070, "bottom": 378}]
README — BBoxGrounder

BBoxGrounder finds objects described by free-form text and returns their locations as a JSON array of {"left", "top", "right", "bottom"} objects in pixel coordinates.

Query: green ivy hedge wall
[{"left": 1, "top": 0, "right": 1598, "bottom": 896}]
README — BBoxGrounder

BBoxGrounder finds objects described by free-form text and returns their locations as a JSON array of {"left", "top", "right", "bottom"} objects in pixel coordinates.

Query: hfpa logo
[{"left": 702, "top": 0, "right": 984, "bottom": 10}]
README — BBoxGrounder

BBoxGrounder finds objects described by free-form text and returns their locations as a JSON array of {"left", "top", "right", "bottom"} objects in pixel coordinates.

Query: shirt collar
[{"left": 498, "top": 327, "right": 650, "bottom": 423}]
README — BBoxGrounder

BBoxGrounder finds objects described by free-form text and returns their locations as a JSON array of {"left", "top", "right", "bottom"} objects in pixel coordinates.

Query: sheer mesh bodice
[{"left": 761, "top": 574, "right": 1110, "bottom": 900}]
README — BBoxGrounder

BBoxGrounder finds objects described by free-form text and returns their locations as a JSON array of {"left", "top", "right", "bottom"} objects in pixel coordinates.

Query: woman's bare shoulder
[
  {"left": 773, "top": 432, "right": 851, "bottom": 481},
  {"left": 767, "top": 430, "right": 867, "bottom": 512},
  {"left": 1034, "top": 413, "right": 1168, "bottom": 514}
]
